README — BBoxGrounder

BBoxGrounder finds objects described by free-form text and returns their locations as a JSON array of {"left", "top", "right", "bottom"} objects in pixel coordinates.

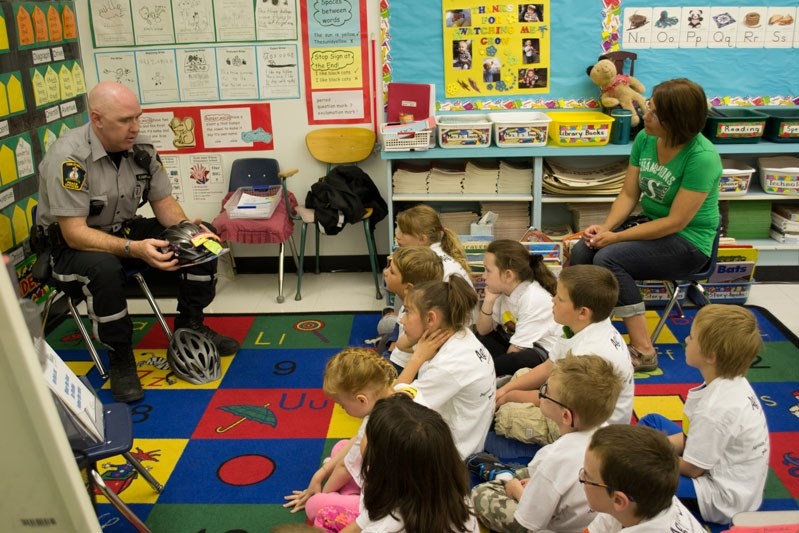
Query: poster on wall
[
  {"left": 442, "top": 0, "right": 550, "bottom": 97},
  {"left": 300, "top": 0, "right": 371, "bottom": 124},
  {"left": 138, "top": 103, "right": 274, "bottom": 154}
]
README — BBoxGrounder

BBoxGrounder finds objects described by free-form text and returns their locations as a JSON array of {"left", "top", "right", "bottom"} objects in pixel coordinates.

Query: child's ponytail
[
  {"left": 406, "top": 276, "right": 477, "bottom": 331},
  {"left": 487, "top": 239, "right": 557, "bottom": 296}
]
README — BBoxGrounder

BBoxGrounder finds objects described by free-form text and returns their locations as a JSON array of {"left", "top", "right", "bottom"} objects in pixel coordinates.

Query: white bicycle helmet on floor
[{"left": 168, "top": 328, "right": 221, "bottom": 385}]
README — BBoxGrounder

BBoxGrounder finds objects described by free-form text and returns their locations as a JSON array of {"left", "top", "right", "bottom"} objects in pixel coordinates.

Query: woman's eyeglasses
[{"left": 538, "top": 381, "right": 574, "bottom": 428}]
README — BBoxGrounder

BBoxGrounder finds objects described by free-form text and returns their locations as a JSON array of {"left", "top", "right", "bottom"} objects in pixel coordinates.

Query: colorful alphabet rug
[{"left": 47, "top": 307, "right": 798, "bottom": 532}]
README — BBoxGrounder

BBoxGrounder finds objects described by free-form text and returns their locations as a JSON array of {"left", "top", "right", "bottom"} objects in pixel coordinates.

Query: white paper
[
  {"left": 214, "top": 0, "right": 256, "bottom": 42},
  {"left": 174, "top": 0, "right": 216, "bottom": 43},
  {"left": 256, "top": 0, "right": 298, "bottom": 41},
  {"left": 90, "top": 0, "right": 134, "bottom": 47},
  {"left": 186, "top": 153, "right": 225, "bottom": 202},
  {"left": 132, "top": 0, "right": 176, "bottom": 45},
  {"left": 200, "top": 106, "right": 254, "bottom": 148},
  {"left": 258, "top": 45, "right": 300, "bottom": 99},
  {"left": 136, "top": 49, "right": 180, "bottom": 103},
  {"left": 217, "top": 47, "right": 259, "bottom": 100},
  {"left": 176, "top": 47, "right": 220, "bottom": 101}
]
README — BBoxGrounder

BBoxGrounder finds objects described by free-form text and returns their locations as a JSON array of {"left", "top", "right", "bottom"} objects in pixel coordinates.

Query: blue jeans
[
  {"left": 638, "top": 414, "right": 697, "bottom": 499},
  {"left": 569, "top": 234, "right": 708, "bottom": 317}
]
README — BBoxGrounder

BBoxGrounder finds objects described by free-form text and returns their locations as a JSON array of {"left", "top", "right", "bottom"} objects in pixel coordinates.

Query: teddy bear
[{"left": 587, "top": 59, "right": 647, "bottom": 127}]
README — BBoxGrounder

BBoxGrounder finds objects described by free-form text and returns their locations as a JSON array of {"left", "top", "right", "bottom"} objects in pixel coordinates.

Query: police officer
[{"left": 37, "top": 82, "right": 239, "bottom": 403}]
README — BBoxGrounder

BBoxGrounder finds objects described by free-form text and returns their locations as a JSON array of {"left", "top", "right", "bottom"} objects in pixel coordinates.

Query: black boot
[
  {"left": 108, "top": 345, "right": 144, "bottom": 403},
  {"left": 174, "top": 317, "right": 240, "bottom": 356}
]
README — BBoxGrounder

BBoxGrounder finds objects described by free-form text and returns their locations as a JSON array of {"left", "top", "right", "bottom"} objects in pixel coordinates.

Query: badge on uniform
[{"left": 61, "top": 160, "right": 86, "bottom": 191}]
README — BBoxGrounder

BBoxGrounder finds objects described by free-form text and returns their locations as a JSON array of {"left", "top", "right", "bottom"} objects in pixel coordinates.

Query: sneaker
[
  {"left": 466, "top": 452, "right": 515, "bottom": 482},
  {"left": 629, "top": 345, "right": 658, "bottom": 373},
  {"left": 176, "top": 319, "right": 240, "bottom": 356}
]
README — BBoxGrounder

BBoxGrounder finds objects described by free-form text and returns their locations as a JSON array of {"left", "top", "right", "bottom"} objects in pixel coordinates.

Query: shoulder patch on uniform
[{"left": 61, "top": 160, "right": 86, "bottom": 191}]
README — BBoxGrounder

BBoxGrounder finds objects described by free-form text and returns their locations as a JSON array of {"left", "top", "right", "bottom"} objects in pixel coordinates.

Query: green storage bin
[
  {"left": 704, "top": 108, "right": 767, "bottom": 144},
  {"left": 759, "top": 107, "right": 799, "bottom": 143}
]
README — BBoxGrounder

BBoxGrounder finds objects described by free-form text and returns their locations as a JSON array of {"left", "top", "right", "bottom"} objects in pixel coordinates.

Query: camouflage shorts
[
  {"left": 471, "top": 468, "right": 530, "bottom": 533},
  {"left": 494, "top": 402, "right": 560, "bottom": 445}
]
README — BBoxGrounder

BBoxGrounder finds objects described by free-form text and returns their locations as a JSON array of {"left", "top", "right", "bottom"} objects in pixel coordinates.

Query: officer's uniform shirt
[{"left": 37, "top": 123, "right": 172, "bottom": 232}]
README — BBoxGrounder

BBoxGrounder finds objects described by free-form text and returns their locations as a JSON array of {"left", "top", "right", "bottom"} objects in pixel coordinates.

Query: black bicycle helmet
[
  {"left": 167, "top": 328, "right": 221, "bottom": 385},
  {"left": 159, "top": 221, "right": 217, "bottom": 266}
]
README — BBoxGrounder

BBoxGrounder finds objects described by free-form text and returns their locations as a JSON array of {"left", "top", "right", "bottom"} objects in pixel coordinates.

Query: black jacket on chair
[{"left": 305, "top": 165, "right": 387, "bottom": 235}]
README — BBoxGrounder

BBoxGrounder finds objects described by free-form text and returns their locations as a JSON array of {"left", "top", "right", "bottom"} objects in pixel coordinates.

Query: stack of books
[
  {"left": 724, "top": 200, "right": 772, "bottom": 240},
  {"left": 392, "top": 163, "right": 430, "bottom": 194},
  {"left": 567, "top": 203, "right": 612, "bottom": 230},
  {"left": 429, "top": 162, "right": 466, "bottom": 194},
  {"left": 498, "top": 160, "right": 533, "bottom": 194},
  {"left": 542, "top": 159, "right": 627, "bottom": 196},
  {"left": 481, "top": 202, "right": 530, "bottom": 239},
  {"left": 439, "top": 210, "right": 479, "bottom": 235},
  {"left": 770, "top": 204, "right": 799, "bottom": 244},
  {"left": 463, "top": 160, "right": 499, "bottom": 194}
]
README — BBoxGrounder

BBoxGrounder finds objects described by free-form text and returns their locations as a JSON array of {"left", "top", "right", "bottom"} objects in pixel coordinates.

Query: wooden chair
[{"left": 282, "top": 128, "right": 383, "bottom": 301}]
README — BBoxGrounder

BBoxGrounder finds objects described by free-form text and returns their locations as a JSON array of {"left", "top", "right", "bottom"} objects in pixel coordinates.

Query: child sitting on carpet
[
  {"left": 582, "top": 424, "right": 704, "bottom": 532},
  {"left": 638, "top": 304, "right": 769, "bottom": 525},
  {"left": 395, "top": 276, "right": 496, "bottom": 459},
  {"left": 345, "top": 394, "right": 480, "bottom": 533},
  {"left": 381, "top": 246, "right": 443, "bottom": 372},
  {"left": 283, "top": 348, "right": 416, "bottom": 524},
  {"left": 395, "top": 204, "right": 474, "bottom": 288},
  {"left": 475, "top": 239, "right": 561, "bottom": 377},
  {"left": 471, "top": 354, "right": 622, "bottom": 532},
  {"left": 494, "top": 264, "right": 634, "bottom": 445}
]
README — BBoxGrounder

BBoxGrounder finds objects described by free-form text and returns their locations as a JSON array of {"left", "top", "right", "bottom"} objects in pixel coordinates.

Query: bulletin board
[
  {"left": 384, "top": 0, "right": 799, "bottom": 111},
  {"left": 442, "top": 1, "right": 550, "bottom": 97}
]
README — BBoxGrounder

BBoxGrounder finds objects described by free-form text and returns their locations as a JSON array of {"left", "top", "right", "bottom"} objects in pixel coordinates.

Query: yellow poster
[{"left": 443, "top": 1, "right": 550, "bottom": 98}]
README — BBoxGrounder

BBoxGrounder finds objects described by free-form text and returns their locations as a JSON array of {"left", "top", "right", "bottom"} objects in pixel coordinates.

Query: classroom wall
[
  {"left": 73, "top": 1, "right": 389, "bottom": 259},
  {"left": 74, "top": 0, "right": 798, "bottom": 261}
]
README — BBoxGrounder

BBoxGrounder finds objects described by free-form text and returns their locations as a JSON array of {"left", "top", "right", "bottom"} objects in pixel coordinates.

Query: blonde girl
[
  {"left": 395, "top": 204, "right": 474, "bottom": 287},
  {"left": 283, "top": 347, "right": 401, "bottom": 523},
  {"left": 396, "top": 276, "right": 496, "bottom": 459},
  {"left": 476, "top": 239, "right": 561, "bottom": 376}
]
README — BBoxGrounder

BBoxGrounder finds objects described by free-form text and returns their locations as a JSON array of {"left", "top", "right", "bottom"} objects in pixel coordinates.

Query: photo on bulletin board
[{"left": 442, "top": 0, "right": 550, "bottom": 98}]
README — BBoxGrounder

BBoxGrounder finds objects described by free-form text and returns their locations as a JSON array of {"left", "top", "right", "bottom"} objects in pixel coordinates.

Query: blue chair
[
  {"left": 650, "top": 226, "right": 722, "bottom": 343},
  {"left": 212, "top": 158, "right": 299, "bottom": 303},
  {"left": 71, "top": 402, "right": 163, "bottom": 532}
]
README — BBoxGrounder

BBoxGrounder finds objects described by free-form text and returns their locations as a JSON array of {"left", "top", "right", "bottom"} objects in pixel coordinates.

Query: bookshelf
[{"left": 381, "top": 141, "right": 799, "bottom": 266}]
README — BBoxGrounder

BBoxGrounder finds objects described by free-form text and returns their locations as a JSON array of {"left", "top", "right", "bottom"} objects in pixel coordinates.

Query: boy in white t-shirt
[
  {"left": 495, "top": 264, "right": 634, "bottom": 445},
  {"left": 638, "top": 304, "right": 769, "bottom": 525},
  {"left": 583, "top": 424, "right": 705, "bottom": 532},
  {"left": 381, "top": 246, "right": 443, "bottom": 371},
  {"left": 472, "top": 354, "right": 623, "bottom": 533}
]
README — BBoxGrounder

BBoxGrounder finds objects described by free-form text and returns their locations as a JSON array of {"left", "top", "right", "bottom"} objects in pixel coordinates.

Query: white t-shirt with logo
[
  {"left": 683, "top": 377, "right": 769, "bottom": 524},
  {"left": 409, "top": 327, "right": 496, "bottom": 458},
  {"left": 491, "top": 279, "right": 560, "bottom": 351},
  {"left": 587, "top": 496, "right": 704, "bottom": 532},
  {"left": 548, "top": 318, "right": 634, "bottom": 425},
  {"left": 514, "top": 429, "right": 597, "bottom": 532}
]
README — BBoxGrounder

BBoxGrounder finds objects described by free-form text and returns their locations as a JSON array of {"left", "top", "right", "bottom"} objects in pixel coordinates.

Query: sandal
[{"left": 629, "top": 345, "right": 658, "bottom": 372}]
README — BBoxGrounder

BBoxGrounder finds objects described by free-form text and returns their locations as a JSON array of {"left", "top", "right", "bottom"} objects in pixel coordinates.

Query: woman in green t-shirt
[{"left": 569, "top": 78, "right": 722, "bottom": 372}]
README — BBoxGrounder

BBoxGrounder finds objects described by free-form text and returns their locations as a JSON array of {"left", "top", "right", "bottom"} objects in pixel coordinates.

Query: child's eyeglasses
[
  {"left": 539, "top": 381, "right": 574, "bottom": 428},
  {"left": 578, "top": 467, "right": 609, "bottom": 489},
  {"left": 578, "top": 467, "right": 636, "bottom": 501}
]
